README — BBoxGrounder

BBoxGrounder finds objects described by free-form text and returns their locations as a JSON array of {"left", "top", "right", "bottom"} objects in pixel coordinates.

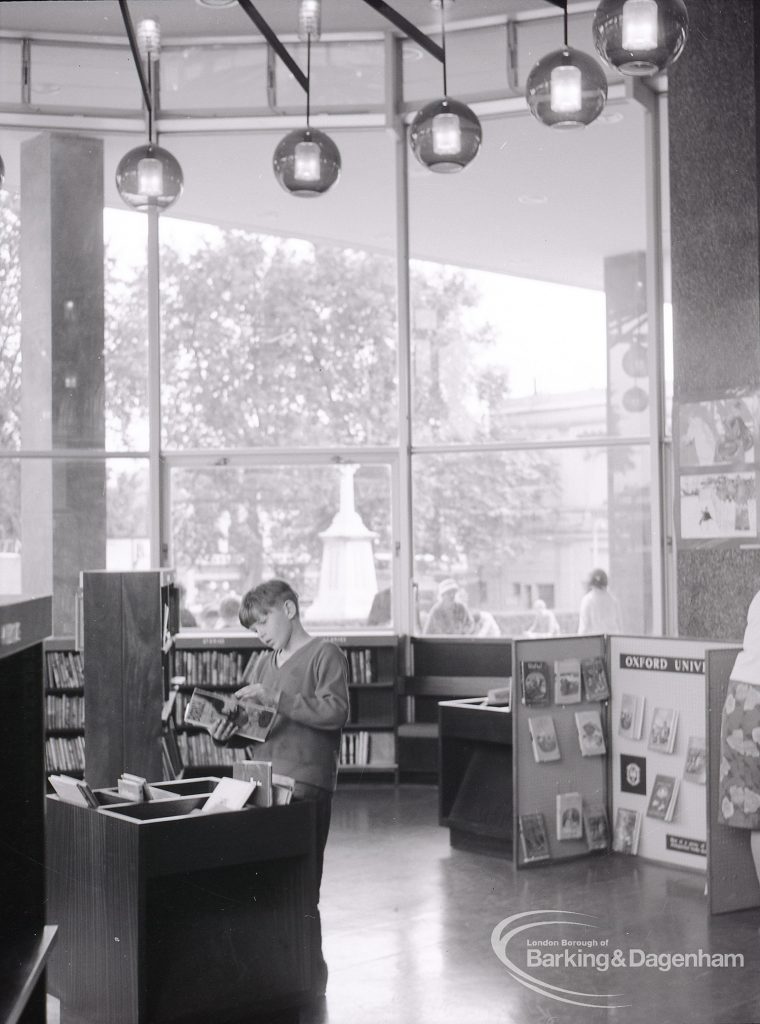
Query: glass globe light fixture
[
  {"left": 593, "top": 0, "right": 689, "bottom": 77},
  {"left": 622, "top": 385, "right": 649, "bottom": 413},
  {"left": 526, "top": 46, "right": 608, "bottom": 129},
  {"left": 273, "top": 127, "right": 341, "bottom": 197},
  {"left": 115, "top": 142, "right": 184, "bottom": 211},
  {"left": 409, "top": 97, "right": 482, "bottom": 173}
]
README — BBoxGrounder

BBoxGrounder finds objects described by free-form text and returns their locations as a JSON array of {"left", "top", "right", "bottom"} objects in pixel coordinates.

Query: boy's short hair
[{"left": 239, "top": 579, "right": 300, "bottom": 628}]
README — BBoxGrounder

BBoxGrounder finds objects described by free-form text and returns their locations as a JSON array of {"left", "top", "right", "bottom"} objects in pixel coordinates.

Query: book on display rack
[
  {"left": 519, "top": 813, "right": 551, "bottom": 863},
  {"left": 554, "top": 658, "right": 582, "bottom": 705},
  {"left": 528, "top": 714, "right": 561, "bottom": 763},
  {"left": 574, "top": 708, "right": 606, "bottom": 756},
  {"left": 581, "top": 656, "right": 610, "bottom": 701},
  {"left": 520, "top": 660, "right": 551, "bottom": 706}
]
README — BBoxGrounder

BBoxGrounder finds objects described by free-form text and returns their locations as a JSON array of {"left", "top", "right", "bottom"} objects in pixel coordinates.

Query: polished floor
[{"left": 49, "top": 785, "right": 760, "bottom": 1024}]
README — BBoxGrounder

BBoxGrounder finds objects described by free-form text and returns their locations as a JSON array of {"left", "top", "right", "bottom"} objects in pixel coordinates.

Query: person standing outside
[
  {"left": 577, "top": 568, "right": 622, "bottom": 635},
  {"left": 212, "top": 578, "right": 349, "bottom": 997},
  {"left": 423, "top": 578, "right": 474, "bottom": 635}
]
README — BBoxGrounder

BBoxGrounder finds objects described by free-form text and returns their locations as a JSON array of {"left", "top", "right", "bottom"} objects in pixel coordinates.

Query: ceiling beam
[
  {"left": 358, "top": 0, "right": 444, "bottom": 63},
  {"left": 237, "top": 0, "right": 308, "bottom": 94},
  {"left": 117, "top": 0, "right": 152, "bottom": 114}
]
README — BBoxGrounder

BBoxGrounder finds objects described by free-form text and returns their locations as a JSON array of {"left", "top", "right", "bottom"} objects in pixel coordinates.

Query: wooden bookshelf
[
  {"left": 0, "top": 595, "right": 57, "bottom": 1024},
  {"left": 399, "top": 637, "right": 512, "bottom": 780},
  {"left": 43, "top": 637, "right": 85, "bottom": 778},
  {"left": 173, "top": 631, "right": 400, "bottom": 782}
]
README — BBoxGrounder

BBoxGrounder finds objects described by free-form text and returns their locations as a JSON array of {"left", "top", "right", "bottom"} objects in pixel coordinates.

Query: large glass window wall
[{"left": 0, "top": 5, "right": 668, "bottom": 636}]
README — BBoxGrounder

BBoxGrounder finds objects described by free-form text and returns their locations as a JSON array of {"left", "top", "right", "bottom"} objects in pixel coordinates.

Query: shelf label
[
  {"left": 0, "top": 621, "right": 21, "bottom": 646},
  {"left": 666, "top": 834, "right": 706, "bottom": 857}
]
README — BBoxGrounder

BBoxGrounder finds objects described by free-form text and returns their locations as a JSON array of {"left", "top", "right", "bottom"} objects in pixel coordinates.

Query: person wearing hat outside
[
  {"left": 423, "top": 578, "right": 475, "bottom": 635},
  {"left": 577, "top": 568, "right": 622, "bottom": 635}
]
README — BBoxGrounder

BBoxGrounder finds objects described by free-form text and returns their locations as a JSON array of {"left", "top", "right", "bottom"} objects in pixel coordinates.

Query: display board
[
  {"left": 608, "top": 635, "right": 733, "bottom": 872},
  {"left": 513, "top": 635, "right": 609, "bottom": 868},
  {"left": 705, "top": 647, "right": 760, "bottom": 915}
]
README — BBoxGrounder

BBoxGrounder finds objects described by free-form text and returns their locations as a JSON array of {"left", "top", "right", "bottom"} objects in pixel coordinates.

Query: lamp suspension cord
[
  {"left": 306, "top": 32, "right": 311, "bottom": 127},
  {"left": 563, "top": 0, "right": 569, "bottom": 48},
  {"left": 146, "top": 55, "right": 154, "bottom": 144},
  {"left": 439, "top": 0, "right": 448, "bottom": 96}
]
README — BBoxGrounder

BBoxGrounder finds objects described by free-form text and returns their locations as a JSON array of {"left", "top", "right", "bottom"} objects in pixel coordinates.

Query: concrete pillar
[
  {"left": 20, "top": 133, "right": 106, "bottom": 634},
  {"left": 669, "top": 1, "right": 760, "bottom": 638}
]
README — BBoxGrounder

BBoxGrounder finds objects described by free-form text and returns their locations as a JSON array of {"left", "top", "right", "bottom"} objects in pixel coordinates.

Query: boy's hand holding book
[
  {"left": 210, "top": 697, "right": 243, "bottom": 742},
  {"left": 234, "top": 682, "right": 267, "bottom": 702}
]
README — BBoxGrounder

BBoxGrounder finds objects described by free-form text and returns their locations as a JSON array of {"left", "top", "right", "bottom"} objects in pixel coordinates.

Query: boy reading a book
[{"left": 211, "top": 578, "right": 349, "bottom": 997}]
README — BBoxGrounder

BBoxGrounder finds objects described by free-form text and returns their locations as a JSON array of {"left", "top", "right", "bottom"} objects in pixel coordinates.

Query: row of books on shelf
[
  {"left": 346, "top": 648, "right": 377, "bottom": 686},
  {"left": 45, "top": 735, "right": 85, "bottom": 773},
  {"left": 528, "top": 710, "right": 606, "bottom": 762},
  {"left": 340, "top": 729, "right": 395, "bottom": 766},
  {"left": 46, "top": 693, "right": 84, "bottom": 730},
  {"left": 176, "top": 732, "right": 251, "bottom": 766},
  {"left": 45, "top": 649, "right": 84, "bottom": 690},
  {"left": 520, "top": 656, "right": 609, "bottom": 706},
  {"left": 172, "top": 649, "right": 259, "bottom": 690}
]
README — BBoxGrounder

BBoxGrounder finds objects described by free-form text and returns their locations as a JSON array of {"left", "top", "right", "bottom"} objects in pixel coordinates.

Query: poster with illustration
[
  {"left": 679, "top": 471, "right": 757, "bottom": 540},
  {"left": 678, "top": 394, "right": 759, "bottom": 468}
]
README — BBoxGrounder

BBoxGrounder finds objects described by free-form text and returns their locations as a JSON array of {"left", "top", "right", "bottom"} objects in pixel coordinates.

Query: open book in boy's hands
[{"left": 184, "top": 687, "right": 277, "bottom": 743}]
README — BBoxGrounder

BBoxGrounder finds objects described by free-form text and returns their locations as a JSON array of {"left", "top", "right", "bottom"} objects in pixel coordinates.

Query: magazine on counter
[{"left": 184, "top": 687, "right": 277, "bottom": 743}]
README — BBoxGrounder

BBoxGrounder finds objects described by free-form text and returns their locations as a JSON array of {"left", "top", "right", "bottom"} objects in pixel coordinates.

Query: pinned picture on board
[{"left": 678, "top": 394, "right": 759, "bottom": 469}]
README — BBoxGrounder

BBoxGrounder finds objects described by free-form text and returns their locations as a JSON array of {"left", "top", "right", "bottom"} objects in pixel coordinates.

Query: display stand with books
[
  {"left": 513, "top": 635, "right": 610, "bottom": 868},
  {"left": 608, "top": 634, "right": 734, "bottom": 872},
  {"left": 173, "top": 631, "right": 400, "bottom": 781},
  {"left": 46, "top": 779, "right": 319, "bottom": 1024},
  {"left": 511, "top": 633, "right": 734, "bottom": 873},
  {"left": 0, "top": 596, "right": 57, "bottom": 1024}
]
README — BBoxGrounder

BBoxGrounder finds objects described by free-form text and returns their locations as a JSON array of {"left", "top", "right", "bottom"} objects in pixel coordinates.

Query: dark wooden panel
[
  {"left": 0, "top": 595, "right": 52, "bottom": 657},
  {"left": 439, "top": 704, "right": 512, "bottom": 744},
  {"left": 0, "top": 605, "right": 51, "bottom": 1024},
  {"left": 121, "top": 573, "right": 164, "bottom": 781},
  {"left": 83, "top": 572, "right": 124, "bottom": 788},
  {"left": 47, "top": 798, "right": 142, "bottom": 1024},
  {"left": 139, "top": 802, "right": 314, "bottom": 877},
  {"left": 411, "top": 637, "right": 511, "bottom": 677},
  {"left": 401, "top": 675, "right": 499, "bottom": 697}
]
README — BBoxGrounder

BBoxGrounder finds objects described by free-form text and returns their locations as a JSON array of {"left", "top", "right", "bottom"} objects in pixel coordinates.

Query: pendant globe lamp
[
  {"left": 115, "top": 13, "right": 184, "bottom": 212},
  {"left": 593, "top": 0, "right": 689, "bottom": 77},
  {"left": 526, "top": 1, "right": 607, "bottom": 129},
  {"left": 273, "top": 31, "right": 340, "bottom": 197},
  {"left": 409, "top": 0, "right": 482, "bottom": 173}
]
